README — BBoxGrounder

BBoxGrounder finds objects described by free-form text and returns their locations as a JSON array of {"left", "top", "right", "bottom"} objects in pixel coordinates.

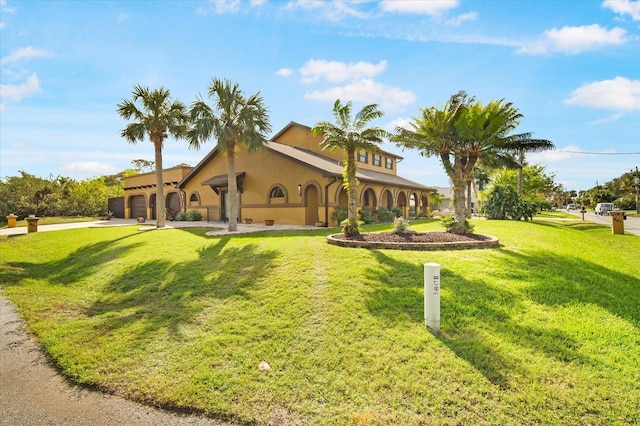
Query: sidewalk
[{"left": 0, "top": 218, "right": 320, "bottom": 237}]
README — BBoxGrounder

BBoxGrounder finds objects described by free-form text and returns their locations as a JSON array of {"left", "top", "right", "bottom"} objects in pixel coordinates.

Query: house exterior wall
[
  {"left": 123, "top": 123, "right": 434, "bottom": 225},
  {"left": 123, "top": 166, "right": 192, "bottom": 219}
]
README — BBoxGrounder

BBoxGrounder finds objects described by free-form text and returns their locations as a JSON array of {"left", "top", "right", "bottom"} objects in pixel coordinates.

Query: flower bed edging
[{"left": 326, "top": 233, "right": 500, "bottom": 251}]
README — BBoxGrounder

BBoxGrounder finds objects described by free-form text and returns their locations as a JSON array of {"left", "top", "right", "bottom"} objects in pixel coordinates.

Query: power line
[{"left": 556, "top": 150, "right": 640, "bottom": 155}]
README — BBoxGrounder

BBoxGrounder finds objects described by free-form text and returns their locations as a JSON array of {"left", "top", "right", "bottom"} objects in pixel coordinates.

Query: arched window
[
  {"left": 189, "top": 193, "right": 200, "bottom": 205},
  {"left": 269, "top": 187, "right": 285, "bottom": 198}
]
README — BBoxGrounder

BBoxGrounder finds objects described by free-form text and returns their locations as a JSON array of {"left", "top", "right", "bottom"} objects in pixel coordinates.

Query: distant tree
[
  {"left": 188, "top": 78, "right": 271, "bottom": 232},
  {"left": 491, "top": 165, "right": 556, "bottom": 204},
  {"left": 130, "top": 159, "right": 155, "bottom": 173},
  {"left": 117, "top": 85, "right": 189, "bottom": 228},
  {"left": 312, "top": 100, "right": 388, "bottom": 236},
  {"left": 482, "top": 185, "right": 538, "bottom": 221}
]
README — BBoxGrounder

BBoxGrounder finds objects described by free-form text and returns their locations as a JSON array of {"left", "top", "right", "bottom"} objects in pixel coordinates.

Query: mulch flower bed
[{"left": 332, "top": 231, "right": 493, "bottom": 243}]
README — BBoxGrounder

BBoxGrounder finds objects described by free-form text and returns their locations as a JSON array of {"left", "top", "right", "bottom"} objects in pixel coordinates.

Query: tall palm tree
[
  {"left": 117, "top": 85, "right": 188, "bottom": 228},
  {"left": 187, "top": 78, "right": 271, "bottom": 232},
  {"left": 311, "top": 100, "right": 388, "bottom": 236},
  {"left": 394, "top": 91, "right": 545, "bottom": 233}
]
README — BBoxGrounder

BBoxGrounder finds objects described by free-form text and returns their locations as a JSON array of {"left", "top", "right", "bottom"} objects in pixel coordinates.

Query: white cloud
[
  {"left": 276, "top": 68, "right": 293, "bottom": 78},
  {"left": 446, "top": 11, "right": 477, "bottom": 26},
  {"left": 385, "top": 117, "right": 412, "bottom": 132},
  {"left": 588, "top": 112, "right": 624, "bottom": 124},
  {"left": 564, "top": 77, "right": 640, "bottom": 111},
  {"left": 379, "top": 0, "right": 459, "bottom": 16},
  {"left": 517, "top": 24, "right": 628, "bottom": 55},
  {"left": 602, "top": 0, "right": 640, "bottom": 21},
  {"left": 60, "top": 161, "right": 118, "bottom": 175},
  {"left": 212, "top": 0, "right": 241, "bottom": 14},
  {"left": 1, "top": 46, "right": 51, "bottom": 64},
  {"left": 283, "top": 0, "right": 370, "bottom": 20},
  {"left": 300, "top": 59, "right": 387, "bottom": 83},
  {"left": 0, "top": 73, "right": 41, "bottom": 103},
  {"left": 304, "top": 78, "right": 416, "bottom": 112}
]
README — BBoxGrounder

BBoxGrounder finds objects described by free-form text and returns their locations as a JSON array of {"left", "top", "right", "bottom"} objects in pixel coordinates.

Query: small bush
[
  {"left": 175, "top": 211, "right": 187, "bottom": 221},
  {"left": 340, "top": 218, "right": 363, "bottom": 236},
  {"left": 331, "top": 207, "right": 347, "bottom": 225},
  {"left": 186, "top": 210, "right": 202, "bottom": 221},
  {"left": 391, "top": 206, "right": 403, "bottom": 218},
  {"left": 358, "top": 209, "right": 375, "bottom": 224},
  {"left": 441, "top": 215, "right": 475, "bottom": 234},
  {"left": 393, "top": 218, "right": 415, "bottom": 234},
  {"left": 375, "top": 207, "right": 393, "bottom": 222}
]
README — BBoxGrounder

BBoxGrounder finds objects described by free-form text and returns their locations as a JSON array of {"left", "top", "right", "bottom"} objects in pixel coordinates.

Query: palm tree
[
  {"left": 497, "top": 133, "right": 555, "bottom": 195},
  {"left": 187, "top": 78, "right": 271, "bottom": 232},
  {"left": 117, "top": 85, "right": 188, "bottom": 228},
  {"left": 394, "top": 91, "right": 546, "bottom": 233},
  {"left": 311, "top": 100, "right": 388, "bottom": 236}
]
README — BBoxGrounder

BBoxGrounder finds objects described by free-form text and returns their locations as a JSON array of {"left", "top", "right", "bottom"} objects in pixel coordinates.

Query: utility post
[{"left": 634, "top": 166, "right": 639, "bottom": 214}]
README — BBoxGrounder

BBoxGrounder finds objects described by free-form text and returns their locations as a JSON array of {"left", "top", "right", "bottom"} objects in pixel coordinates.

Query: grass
[{"left": 1, "top": 215, "right": 639, "bottom": 425}]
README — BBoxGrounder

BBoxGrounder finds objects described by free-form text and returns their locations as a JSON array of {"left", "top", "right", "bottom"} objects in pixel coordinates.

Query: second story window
[
  {"left": 385, "top": 157, "right": 393, "bottom": 169},
  {"left": 373, "top": 154, "right": 381, "bottom": 166},
  {"left": 358, "top": 151, "right": 368, "bottom": 163}
]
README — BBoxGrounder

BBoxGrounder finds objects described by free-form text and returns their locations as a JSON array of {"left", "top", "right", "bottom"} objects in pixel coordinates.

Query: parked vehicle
[
  {"left": 567, "top": 204, "right": 576, "bottom": 210},
  {"left": 595, "top": 203, "right": 615, "bottom": 215}
]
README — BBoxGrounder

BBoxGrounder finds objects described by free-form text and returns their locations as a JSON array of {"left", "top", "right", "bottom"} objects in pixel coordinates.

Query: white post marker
[{"left": 424, "top": 263, "right": 440, "bottom": 334}]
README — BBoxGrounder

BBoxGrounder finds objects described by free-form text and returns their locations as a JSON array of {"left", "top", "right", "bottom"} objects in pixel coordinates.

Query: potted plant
[
  {"left": 104, "top": 211, "right": 113, "bottom": 220},
  {"left": 264, "top": 219, "right": 274, "bottom": 226}
]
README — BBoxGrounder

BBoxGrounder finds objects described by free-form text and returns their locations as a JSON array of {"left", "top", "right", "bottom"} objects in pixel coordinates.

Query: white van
[{"left": 595, "top": 203, "right": 615, "bottom": 215}]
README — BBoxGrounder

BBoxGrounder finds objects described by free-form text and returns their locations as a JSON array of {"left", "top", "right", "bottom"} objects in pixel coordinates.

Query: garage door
[{"left": 130, "top": 195, "right": 146, "bottom": 219}]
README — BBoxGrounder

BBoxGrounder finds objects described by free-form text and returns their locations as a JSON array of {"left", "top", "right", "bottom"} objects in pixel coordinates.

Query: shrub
[
  {"left": 391, "top": 206, "right": 403, "bottom": 218},
  {"left": 482, "top": 185, "right": 539, "bottom": 221},
  {"left": 331, "top": 207, "right": 347, "bottom": 225},
  {"left": 186, "top": 210, "right": 202, "bottom": 221},
  {"left": 340, "top": 218, "right": 363, "bottom": 235},
  {"left": 358, "top": 209, "right": 375, "bottom": 224},
  {"left": 393, "top": 218, "right": 415, "bottom": 234},
  {"left": 441, "top": 215, "right": 475, "bottom": 234},
  {"left": 375, "top": 207, "right": 393, "bottom": 222},
  {"left": 175, "top": 211, "right": 187, "bottom": 221}
]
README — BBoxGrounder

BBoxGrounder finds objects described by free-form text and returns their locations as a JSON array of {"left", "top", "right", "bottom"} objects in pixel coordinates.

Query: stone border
[{"left": 326, "top": 233, "right": 500, "bottom": 251}]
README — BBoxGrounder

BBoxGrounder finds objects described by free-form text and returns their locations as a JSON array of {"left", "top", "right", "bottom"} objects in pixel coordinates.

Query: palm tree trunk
[
  {"left": 518, "top": 148, "right": 524, "bottom": 196},
  {"left": 154, "top": 142, "right": 166, "bottom": 228},
  {"left": 346, "top": 145, "right": 359, "bottom": 236},
  {"left": 226, "top": 147, "right": 238, "bottom": 232}
]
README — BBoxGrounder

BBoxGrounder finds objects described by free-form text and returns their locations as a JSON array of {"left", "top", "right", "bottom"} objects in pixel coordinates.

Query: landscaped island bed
[
  {"left": 1, "top": 216, "right": 638, "bottom": 425},
  {"left": 328, "top": 231, "right": 499, "bottom": 250}
]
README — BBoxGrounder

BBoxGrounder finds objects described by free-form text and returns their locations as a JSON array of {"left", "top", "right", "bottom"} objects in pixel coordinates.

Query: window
[
  {"left": 269, "top": 186, "right": 285, "bottom": 198},
  {"left": 372, "top": 154, "right": 381, "bottom": 166},
  {"left": 189, "top": 193, "right": 199, "bottom": 205},
  {"left": 358, "top": 151, "right": 368, "bottom": 163},
  {"left": 385, "top": 157, "right": 393, "bottom": 169}
]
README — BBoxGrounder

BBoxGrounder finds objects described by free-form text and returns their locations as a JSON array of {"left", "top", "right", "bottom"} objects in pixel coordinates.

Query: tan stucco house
[{"left": 123, "top": 122, "right": 435, "bottom": 226}]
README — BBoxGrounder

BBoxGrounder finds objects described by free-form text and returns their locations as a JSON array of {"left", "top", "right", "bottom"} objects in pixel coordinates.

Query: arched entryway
[
  {"left": 166, "top": 192, "right": 181, "bottom": 220},
  {"left": 149, "top": 194, "right": 156, "bottom": 219},
  {"left": 362, "top": 188, "right": 377, "bottom": 212},
  {"left": 304, "top": 185, "right": 319, "bottom": 225},
  {"left": 410, "top": 192, "right": 418, "bottom": 219},
  {"left": 337, "top": 186, "right": 348, "bottom": 209}
]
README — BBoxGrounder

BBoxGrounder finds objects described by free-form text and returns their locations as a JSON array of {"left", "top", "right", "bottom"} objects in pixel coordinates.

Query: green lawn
[{"left": 1, "top": 217, "right": 638, "bottom": 425}]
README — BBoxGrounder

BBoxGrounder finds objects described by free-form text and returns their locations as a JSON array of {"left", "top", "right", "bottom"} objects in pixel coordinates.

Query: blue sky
[{"left": 1, "top": 0, "right": 639, "bottom": 191}]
